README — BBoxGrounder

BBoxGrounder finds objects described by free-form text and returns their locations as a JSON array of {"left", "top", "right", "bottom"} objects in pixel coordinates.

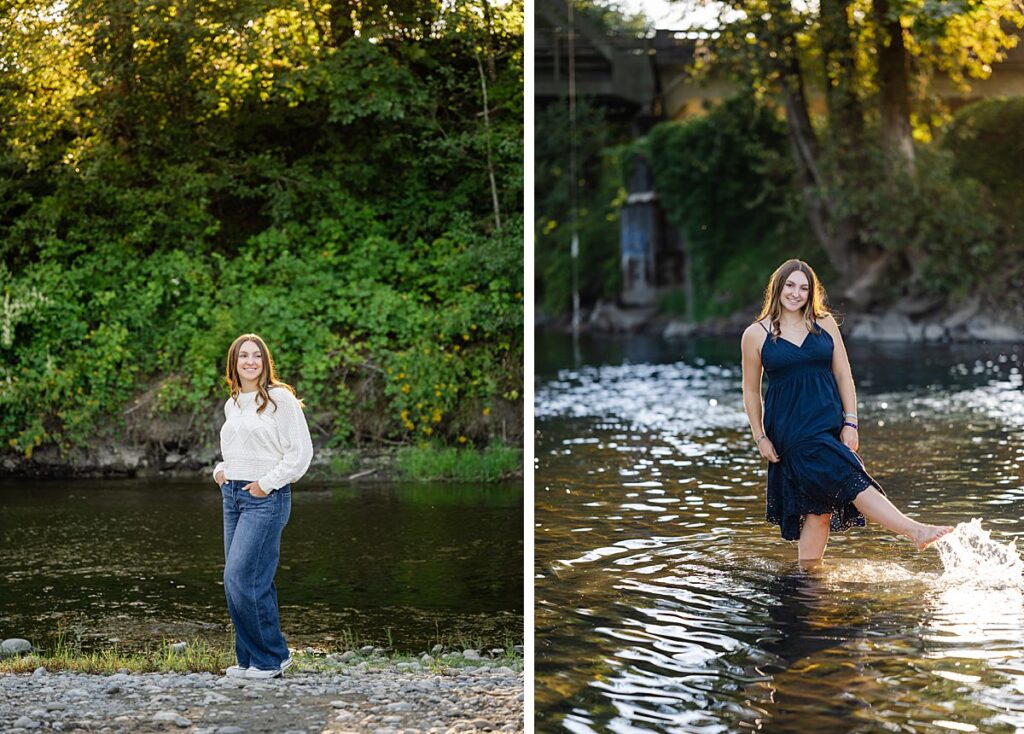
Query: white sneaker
[
  {"left": 225, "top": 665, "right": 248, "bottom": 678},
  {"left": 279, "top": 656, "right": 293, "bottom": 673},
  {"left": 244, "top": 665, "right": 283, "bottom": 679}
]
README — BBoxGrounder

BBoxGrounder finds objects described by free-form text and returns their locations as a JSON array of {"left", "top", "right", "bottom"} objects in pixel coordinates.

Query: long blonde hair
[
  {"left": 754, "top": 259, "right": 831, "bottom": 338},
  {"left": 224, "top": 333, "right": 298, "bottom": 414}
]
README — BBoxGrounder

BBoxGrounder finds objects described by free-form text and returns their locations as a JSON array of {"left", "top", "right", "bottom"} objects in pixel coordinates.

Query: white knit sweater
[{"left": 212, "top": 387, "right": 314, "bottom": 492}]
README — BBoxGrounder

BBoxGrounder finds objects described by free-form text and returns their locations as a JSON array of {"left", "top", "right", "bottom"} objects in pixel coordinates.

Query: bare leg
[
  {"left": 853, "top": 487, "right": 953, "bottom": 550},
  {"left": 798, "top": 513, "right": 831, "bottom": 563}
]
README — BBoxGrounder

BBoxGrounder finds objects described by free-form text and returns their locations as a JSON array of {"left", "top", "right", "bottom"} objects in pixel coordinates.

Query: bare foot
[{"left": 912, "top": 524, "right": 955, "bottom": 551}]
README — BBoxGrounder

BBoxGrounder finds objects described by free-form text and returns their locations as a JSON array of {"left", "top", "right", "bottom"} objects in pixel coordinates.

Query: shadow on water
[
  {"left": 761, "top": 568, "right": 869, "bottom": 671},
  {"left": 536, "top": 331, "right": 1024, "bottom": 733},
  {"left": 0, "top": 480, "right": 523, "bottom": 653}
]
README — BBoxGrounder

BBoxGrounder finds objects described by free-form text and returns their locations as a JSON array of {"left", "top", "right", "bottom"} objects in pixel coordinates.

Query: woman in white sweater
[{"left": 212, "top": 333, "right": 313, "bottom": 679}]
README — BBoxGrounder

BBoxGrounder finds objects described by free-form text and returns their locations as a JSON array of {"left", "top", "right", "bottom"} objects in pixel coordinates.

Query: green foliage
[
  {"left": 824, "top": 141, "right": 1000, "bottom": 296},
  {"left": 395, "top": 443, "right": 522, "bottom": 483},
  {"left": 945, "top": 97, "right": 1024, "bottom": 241},
  {"left": 534, "top": 99, "right": 625, "bottom": 315},
  {"left": 646, "top": 96, "right": 821, "bottom": 319},
  {"left": 0, "top": 0, "right": 523, "bottom": 458}
]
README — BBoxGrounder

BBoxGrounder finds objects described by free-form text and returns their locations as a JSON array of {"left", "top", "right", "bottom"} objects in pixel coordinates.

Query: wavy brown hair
[
  {"left": 224, "top": 333, "right": 297, "bottom": 414},
  {"left": 754, "top": 259, "right": 831, "bottom": 339}
]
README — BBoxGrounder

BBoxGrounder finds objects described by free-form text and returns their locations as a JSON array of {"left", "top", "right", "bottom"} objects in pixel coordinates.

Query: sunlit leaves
[{"left": 0, "top": 0, "right": 523, "bottom": 456}]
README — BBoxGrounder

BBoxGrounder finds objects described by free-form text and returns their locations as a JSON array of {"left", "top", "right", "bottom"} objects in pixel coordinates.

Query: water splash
[{"left": 935, "top": 518, "right": 1024, "bottom": 588}]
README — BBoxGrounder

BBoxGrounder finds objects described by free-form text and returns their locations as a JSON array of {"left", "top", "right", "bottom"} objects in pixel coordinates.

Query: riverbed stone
[
  {"left": 0, "top": 666, "right": 523, "bottom": 732},
  {"left": 922, "top": 323, "right": 947, "bottom": 342},
  {"left": 1, "top": 638, "right": 33, "bottom": 656},
  {"left": 13, "top": 717, "right": 40, "bottom": 729},
  {"left": 965, "top": 316, "right": 1022, "bottom": 342},
  {"left": 462, "top": 650, "right": 481, "bottom": 661},
  {"left": 943, "top": 296, "right": 981, "bottom": 330},
  {"left": 663, "top": 320, "right": 698, "bottom": 340},
  {"left": 153, "top": 710, "right": 191, "bottom": 727}
]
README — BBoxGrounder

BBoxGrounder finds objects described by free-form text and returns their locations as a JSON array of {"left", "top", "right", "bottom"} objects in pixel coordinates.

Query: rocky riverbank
[
  {"left": 0, "top": 665, "right": 524, "bottom": 733},
  {"left": 551, "top": 296, "right": 1024, "bottom": 343}
]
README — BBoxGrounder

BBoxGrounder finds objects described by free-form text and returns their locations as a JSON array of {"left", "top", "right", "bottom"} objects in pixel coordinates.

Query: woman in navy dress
[{"left": 741, "top": 259, "right": 953, "bottom": 562}]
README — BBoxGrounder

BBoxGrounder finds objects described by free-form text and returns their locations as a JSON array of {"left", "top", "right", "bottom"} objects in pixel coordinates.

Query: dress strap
[{"left": 758, "top": 320, "right": 770, "bottom": 334}]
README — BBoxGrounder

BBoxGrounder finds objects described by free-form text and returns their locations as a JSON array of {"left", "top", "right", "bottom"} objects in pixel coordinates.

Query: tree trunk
[
  {"left": 779, "top": 55, "right": 859, "bottom": 278},
  {"left": 819, "top": 0, "right": 864, "bottom": 150},
  {"left": 873, "top": 0, "right": 915, "bottom": 172},
  {"left": 480, "top": 0, "right": 497, "bottom": 82},
  {"left": 329, "top": 0, "right": 357, "bottom": 45},
  {"left": 476, "top": 51, "right": 501, "bottom": 230}
]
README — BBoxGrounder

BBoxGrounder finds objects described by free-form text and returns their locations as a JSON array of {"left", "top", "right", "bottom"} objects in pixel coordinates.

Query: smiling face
[
  {"left": 779, "top": 270, "right": 810, "bottom": 314},
  {"left": 236, "top": 340, "right": 264, "bottom": 390}
]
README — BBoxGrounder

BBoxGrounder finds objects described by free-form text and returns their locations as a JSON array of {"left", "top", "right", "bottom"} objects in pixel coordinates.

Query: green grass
[
  {"left": 328, "top": 450, "right": 360, "bottom": 476},
  {"left": 0, "top": 628, "right": 524, "bottom": 675},
  {"left": 0, "top": 635, "right": 235, "bottom": 675},
  {"left": 395, "top": 443, "right": 522, "bottom": 482}
]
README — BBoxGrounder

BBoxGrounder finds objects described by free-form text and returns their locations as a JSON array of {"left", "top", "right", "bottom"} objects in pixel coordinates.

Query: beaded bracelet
[
  {"left": 755, "top": 434, "right": 768, "bottom": 444},
  {"left": 843, "top": 421, "right": 859, "bottom": 430},
  {"left": 844, "top": 412, "right": 858, "bottom": 420}
]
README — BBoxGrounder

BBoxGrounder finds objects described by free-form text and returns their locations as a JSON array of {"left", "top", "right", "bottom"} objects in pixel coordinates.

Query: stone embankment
[
  {"left": 560, "top": 296, "right": 1024, "bottom": 343},
  {"left": 0, "top": 664, "right": 524, "bottom": 733}
]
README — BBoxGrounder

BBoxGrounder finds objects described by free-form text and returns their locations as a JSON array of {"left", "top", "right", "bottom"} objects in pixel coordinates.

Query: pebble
[
  {"left": 0, "top": 665, "right": 523, "bottom": 732},
  {"left": 1, "top": 639, "right": 33, "bottom": 657},
  {"left": 153, "top": 710, "right": 191, "bottom": 727}
]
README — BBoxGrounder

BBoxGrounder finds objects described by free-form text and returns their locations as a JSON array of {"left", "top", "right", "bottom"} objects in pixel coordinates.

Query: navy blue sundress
[{"left": 760, "top": 321, "right": 883, "bottom": 541}]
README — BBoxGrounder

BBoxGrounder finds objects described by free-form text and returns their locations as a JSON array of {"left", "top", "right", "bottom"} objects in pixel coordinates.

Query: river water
[
  {"left": 0, "top": 480, "right": 522, "bottom": 654},
  {"left": 536, "top": 332, "right": 1024, "bottom": 733}
]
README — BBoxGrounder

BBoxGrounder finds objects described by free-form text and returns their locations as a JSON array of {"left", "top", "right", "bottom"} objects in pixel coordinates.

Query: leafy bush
[
  {"left": 0, "top": 2, "right": 524, "bottom": 460},
  {"left": 825, "top": 142, "right": 1000, "bottom": 296},
  {"left": 646, "top": 95, "right": 821, "bottom": 319},
  {"left": 534, "top": 99, "right": 625, "bottom": 316},
  {"left": 944, "top": 97, "right": 1024, "bottom": 243}
]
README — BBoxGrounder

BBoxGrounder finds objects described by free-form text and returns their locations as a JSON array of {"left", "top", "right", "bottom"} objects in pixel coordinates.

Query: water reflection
[
  {"left": 0, "top": 480, "right": 523, "bottom": 652},
  {"left": 536, "top": 334, "right": 1024, "bottom": 733}
]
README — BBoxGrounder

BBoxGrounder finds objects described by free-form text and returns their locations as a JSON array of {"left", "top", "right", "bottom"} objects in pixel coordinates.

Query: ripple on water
[{"left": 537, "top": 339, "right": 1024, "bottom": 733}]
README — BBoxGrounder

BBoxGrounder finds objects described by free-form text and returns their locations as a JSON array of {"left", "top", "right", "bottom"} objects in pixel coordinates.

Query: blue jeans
[{"left": 221, "top": 480, "right": 292, "bottom": 670}]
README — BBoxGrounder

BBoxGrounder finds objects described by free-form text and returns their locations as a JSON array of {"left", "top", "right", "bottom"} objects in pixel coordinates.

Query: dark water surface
[
  {"left": 0, "top": 481, "right": 523, "bottom": 653},
  {"left": 536, "top": 331, "right": 1024, "bottom": 733}
]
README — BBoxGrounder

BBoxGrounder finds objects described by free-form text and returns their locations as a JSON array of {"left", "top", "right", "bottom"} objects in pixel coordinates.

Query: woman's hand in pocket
[{"left": 243, "top": 480, "right": 267, "bottom": 498}]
